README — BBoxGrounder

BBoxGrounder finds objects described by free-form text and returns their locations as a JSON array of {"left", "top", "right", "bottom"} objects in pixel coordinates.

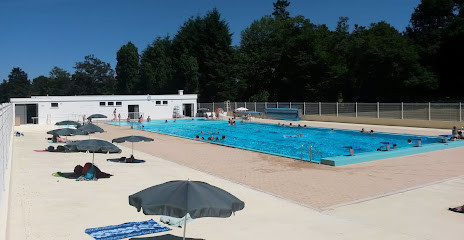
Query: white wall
[{"left": 11, "top": 93, "right": 197, "bottom": 124}]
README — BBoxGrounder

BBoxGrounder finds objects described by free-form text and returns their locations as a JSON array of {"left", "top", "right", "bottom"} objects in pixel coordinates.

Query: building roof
[{"left": 11, "top": 93, "right": 197, "bottom": 103}]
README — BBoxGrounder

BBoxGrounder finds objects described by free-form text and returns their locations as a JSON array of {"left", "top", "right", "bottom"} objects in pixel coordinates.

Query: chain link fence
[
  {"left": 198, "top": 102, "right": 464, "bottom": 122},
  {"left": 0, "top": 103, "right": 14, "bottom": 210}
]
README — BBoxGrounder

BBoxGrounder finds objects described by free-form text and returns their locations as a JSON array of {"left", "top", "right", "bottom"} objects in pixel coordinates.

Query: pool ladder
[{"left": 300, "top": 145, "right": 322, "bottom": 163}]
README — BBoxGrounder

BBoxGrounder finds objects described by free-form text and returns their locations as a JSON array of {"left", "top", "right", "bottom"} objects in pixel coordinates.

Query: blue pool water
[{"left": 108, "top": 119, "right": 442, "bottom": 163}]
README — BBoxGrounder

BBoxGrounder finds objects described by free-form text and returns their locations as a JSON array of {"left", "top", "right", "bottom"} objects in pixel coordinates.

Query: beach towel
[
  {"left": 52, "top": 172, "right": 80, "bottom": 179},
  {"left": 85, "top": 219, "right": 171, "bottom": 240},
  {"left": 160, "top": 213, "right": 194, "bottom": 228}
]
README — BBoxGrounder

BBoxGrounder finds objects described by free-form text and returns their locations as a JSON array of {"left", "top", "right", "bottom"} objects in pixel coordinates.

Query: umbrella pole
[
  {"left": 92, "top": 151, "right": 95, "bottom": 164},
  {"left": 183, "top": 214, "right": 187, "bottom": 240},
  {"left": 132, "top": 142, "right": 134, "bottom": 157}
]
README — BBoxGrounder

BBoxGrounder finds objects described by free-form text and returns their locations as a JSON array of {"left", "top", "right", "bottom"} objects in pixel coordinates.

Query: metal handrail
[
  {"left": 310, "top": 146, "right": 322, "bottom": 163},
  {"left": 300, "top": 145, "right": 322, "bottom": 163}
]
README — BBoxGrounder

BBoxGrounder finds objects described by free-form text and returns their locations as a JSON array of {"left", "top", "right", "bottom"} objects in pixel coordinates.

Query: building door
[
  {"left": 128, "top": 105, "right": 139, "bottom": 119},
  {"left": 14, "top": 104, "right": 38, "bottom": 124},
  {"left": 183, "top": 104, "right": 193, "bottom": 117},
  {"left": 15, "top": 104, "right": 27, "bottom": 124}
]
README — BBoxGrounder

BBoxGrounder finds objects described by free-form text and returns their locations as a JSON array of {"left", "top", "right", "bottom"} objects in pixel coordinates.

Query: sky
[{"left": 0, "top": 0, "right": 421, "bottom": 82}]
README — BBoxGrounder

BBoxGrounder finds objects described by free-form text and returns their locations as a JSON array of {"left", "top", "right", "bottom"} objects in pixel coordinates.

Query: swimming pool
[{"left": 108, "top": 119, "right": 450, "bottom": 165}]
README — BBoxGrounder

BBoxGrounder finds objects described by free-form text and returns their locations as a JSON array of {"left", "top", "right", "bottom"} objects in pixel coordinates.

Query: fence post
[
  {"left": 289, "top": 102, "right": 292, "bottom": 108},
  {"left": 336, "top": 102, "right": 339, "bottom": 117},
  {"left": 277, "top": 102, "right": 279, "bottom": 108},
  {"left": 377, "top": 102, "right": 380, "bottom": 119},
  {"left": 428, "top": 102, "right": 431, "bottom": 121},
  {"left": 319, "top": 102, "right": 321, "bottom": 116},
  {"left": 254, "top": 102, "right": 257, "bottom": 112},
  {"left": 355, "top": 102, "right": 358, "bottom": 118},
  {"left": 212, "top": 102, "right": 215, "bottom": 111},
  {"left": 198, "top": 103, "right": 201, "bottom": 109},
  {"left": 401, "top": 102, "right": 403, "bottom": 119},
  {"left": 303, "top": 102, "right": 306, "bottom": 115},
  {"left": 460, "top": 102, "right": 462, "bottom": 122},
  {"left": 265, "top": 102, "right": 267, "bottom": 109},
  {"left": 234, "top": 102, "right": 237, "bottom": 110},
  {"left": 244, "top": 102, "right": 246, "bottom": 108}
]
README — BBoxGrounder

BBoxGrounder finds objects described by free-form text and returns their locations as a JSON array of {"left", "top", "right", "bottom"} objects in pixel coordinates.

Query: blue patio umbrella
[
  {"left": 87, "top": 114, "right": 107, "bottom": 119},
  {"left": 65, "top": 139, "right": 121, "bottom": 164},
  {"left": 129, "top": 180, "right": 244, "bottom": 240},
  {"left": 56, "top": 120, "right": 81, "bottom": 126},
  {"left": 112, "top": 135, "right": 154, "bottom": 157},
  {"left": 77, "top": 123, "right": 104, "bottom": 133},
  {"left": 47, "top": 128, "right": 89, "bottom": 136}
]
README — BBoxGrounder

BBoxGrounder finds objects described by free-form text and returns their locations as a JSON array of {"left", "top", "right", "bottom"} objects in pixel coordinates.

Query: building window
[
  {"left": 100, "top": 102, "right": 106, "bottom": 106},
  {"left": 156, "top": 101, "right": 161, "bottom": 105},
  {"left": 108, "top": 102, "right": 114, "bottom": 106},
  {"left": 163, "top": 100, "right": 168, "bottom": 105},
  {"left": 51, "top": 103, "right": 58, "bottom": 108},
  {"left": 116, "top": 102, "right": 122, "bottom": 106}
]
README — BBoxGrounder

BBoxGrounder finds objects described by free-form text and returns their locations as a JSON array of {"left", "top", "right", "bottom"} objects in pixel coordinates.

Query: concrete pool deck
[{"left": 5, "top": 120, "right": 464, "bottom": 239}]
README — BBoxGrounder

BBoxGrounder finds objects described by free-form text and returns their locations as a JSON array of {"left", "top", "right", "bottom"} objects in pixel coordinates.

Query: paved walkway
[
  {"left": 98, "top": 121, "right": 464, "bottom": 209},
  {"left": 5, "top": 122, "right": 464, "bottom": 240}
]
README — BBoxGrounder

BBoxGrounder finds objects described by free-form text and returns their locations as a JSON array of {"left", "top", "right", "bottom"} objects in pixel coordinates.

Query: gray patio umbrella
[
  {"left": 65, "top": 139, "right": 121, "bottom": 163},
  {"left": 87, "top": 114, "right": 107, "bottom": 119},
  {"left": 77, "top": 123, "right": 104, "bottom": 133},
  {"left": 112, "top": 135, "right": 154, "bottom": 157},
  {"left": 47, "top": 128, "right": 89, "bottom": 136},
  {"left": 129, "top": 180, "right": 245, "bottom": 240},
  {"left": 56, "top": 120, "right": 81, "bottom": 126}
]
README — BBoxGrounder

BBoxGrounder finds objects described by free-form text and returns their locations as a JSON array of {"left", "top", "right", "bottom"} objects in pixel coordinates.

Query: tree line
[{"left": 1, "top": 0, "right": 463, "bottom": 103}]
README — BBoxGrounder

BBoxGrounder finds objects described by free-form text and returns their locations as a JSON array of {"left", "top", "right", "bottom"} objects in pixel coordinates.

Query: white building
[{"left": 10, "top": 90, "right": 197, "bottom": 125}]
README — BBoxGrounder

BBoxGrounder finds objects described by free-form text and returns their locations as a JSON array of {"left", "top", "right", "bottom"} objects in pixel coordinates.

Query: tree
[
  {"left": 139, "top": 37, "right": 174, "bottom": 94},
  {"left": 272, "top": 0, "right": 291, "bottom": 20},
  {"left": 116, "top": 42, "right": 139, "bottom": 94},
  {"left": 348, "top": 22, "right": 437, "bottom": 101},
  {"left": 49, "top": 67, "right": 72, "bottom": 95},
  {"left": 6, "top": 67, "right": 30, "bottom": 99},
  {"left": 175, "top": 53, "right": 200, "bottom": 93},
  {"left": 72, "top": 55, "right": 116, "bottom": 95},
  {"left": 31, "top": 75, "right": 53, "bottom": 96},
  {"left": 172, "top": 8, "right": 238, "bottom": 101},
  {"left": 407, "top": 0, "right": 464, "bottom": 97},
  {"left": 0, "top": 80, "right": 8, "bottom": 103}
]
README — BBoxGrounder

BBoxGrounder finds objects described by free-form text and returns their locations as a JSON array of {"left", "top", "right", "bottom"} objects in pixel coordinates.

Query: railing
[
  {"left": 198, "top": 102, "right": 464, "bottom": 122},
  {"left": 0, "top": 103, "right": 14, "bottom": 212},
  {"left": 43, "top": 112, "right": 146, "bottom": 125},
  {"left": 300, "top": 145, "right": 322, "bottom": 163}
]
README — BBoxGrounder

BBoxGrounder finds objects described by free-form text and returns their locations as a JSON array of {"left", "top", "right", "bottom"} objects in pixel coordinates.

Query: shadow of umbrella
[
  {"left": 129, "top": 180, "right": 244, "bottom": 240},
  {"left": 129, "top": 234, "right": 204, "bottom": 240},
  {"left": 65, "top": 139, "right": 121, "bottom": 164}
]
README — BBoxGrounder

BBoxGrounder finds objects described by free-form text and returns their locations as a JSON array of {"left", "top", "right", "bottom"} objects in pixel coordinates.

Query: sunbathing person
[
  {"left": 53, "top": 162, "right": 112, "bottom": 179},
  {"left": 75, "top": 162, "right": 112, "bottom": 179},
  {"left": 52, "top": 134, "right": 67, "bottom": 143}
]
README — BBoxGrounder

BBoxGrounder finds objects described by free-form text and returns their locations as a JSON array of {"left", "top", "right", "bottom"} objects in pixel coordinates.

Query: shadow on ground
[{"left": 107, "top": 158, "right": 146, "bottom": 163}]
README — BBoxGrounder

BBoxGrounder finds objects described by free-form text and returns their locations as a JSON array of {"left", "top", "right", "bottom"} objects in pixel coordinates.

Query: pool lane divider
[{"left": 321, "top": 140, "right": 464, "bottom": 166}]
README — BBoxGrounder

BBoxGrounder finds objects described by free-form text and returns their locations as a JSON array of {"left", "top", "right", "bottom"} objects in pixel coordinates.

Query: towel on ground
[
  {"left": 85, "top": 219, "right": 171, "bottom": 240},
  {"left": 160, "top": 213, "right": 194, "bottom": 228}
]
